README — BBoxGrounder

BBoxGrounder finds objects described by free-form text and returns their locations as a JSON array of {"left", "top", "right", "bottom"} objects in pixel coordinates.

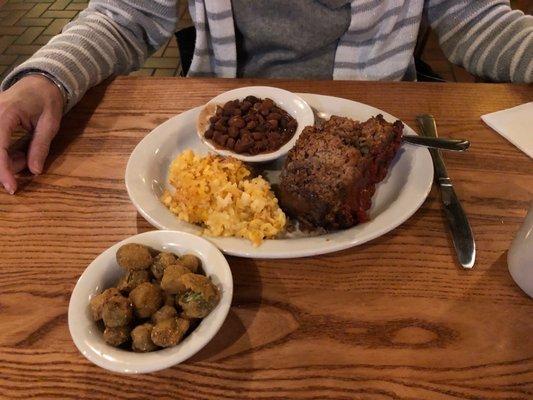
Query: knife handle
[
  {"left": 416, "top": 114, "right": 476, "bottom": 269},
  {"left": 416, "top": 114, "right": 449, "bottom": 181},
  {"left": 416, "top": 114, "right": 438, "bottom": 138}
]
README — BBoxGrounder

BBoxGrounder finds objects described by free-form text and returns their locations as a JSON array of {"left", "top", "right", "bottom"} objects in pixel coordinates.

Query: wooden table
[{"left": 1, "top": 78, "right": 532, "bottom": 399}]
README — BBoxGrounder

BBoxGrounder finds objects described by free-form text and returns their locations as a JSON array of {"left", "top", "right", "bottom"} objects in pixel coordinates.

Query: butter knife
[{"left": 416, "top": 114, "right": 476, "bottom": 269}]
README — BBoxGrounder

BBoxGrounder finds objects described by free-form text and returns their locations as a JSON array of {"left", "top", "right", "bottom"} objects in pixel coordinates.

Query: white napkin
[{"left": 481, "top": 102, "right": 533, "bottom": 158}]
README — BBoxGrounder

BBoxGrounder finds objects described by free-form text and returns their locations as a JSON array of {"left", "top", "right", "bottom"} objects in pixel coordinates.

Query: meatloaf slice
[{"left": 278, "top": 114, "right": 403, "bottom": 229}]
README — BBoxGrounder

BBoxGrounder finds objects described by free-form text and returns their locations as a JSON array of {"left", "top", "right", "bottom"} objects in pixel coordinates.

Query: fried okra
[
  {"left": 103, "top": 326, "right": 130, "bottom": 347},
  {"left": 176, "top": 273, "right": 220, "bottom": 318},
  {"left": 151, "top": 252, "right": 177, "bottom": 281},
  {"left": 160, "top": 263, "right": 191, "bottom": 294},
  {"left": 89, "top": 244, "right": 220, "bottom": 352},
  {"left": 151, "top": 317, "right": 190, "bottom": 347},
  {"left": 116, "top": 243, "right": 153, "bottom": 270},
  {"left": 102, "top": 295, "right": 133, "bottom": 327},
  {"left": 129, "top": 282, "right": 163, "bottom": 318},
  {"left": 116, "top": 269, "right": 150, "bottom": 293},
  {"left": 164, "top": 292, "right": 176, "bottom": 307},
  {"left": 178, "top": 254, "right": 201, "bottom": 274},
  {"left": 131, "top": 323, "right": 158, "bottom": 352},
  {"left": 90, "top": 287, "right": 121, "bottom": 321},
  {"left": 151, "top": 305, "right": 178, "bottom": 325}
]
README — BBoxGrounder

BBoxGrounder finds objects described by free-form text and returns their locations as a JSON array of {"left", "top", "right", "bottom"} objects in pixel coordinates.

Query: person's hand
[{"left": 0, "top": 75, "right": 63, "bottom": 194}]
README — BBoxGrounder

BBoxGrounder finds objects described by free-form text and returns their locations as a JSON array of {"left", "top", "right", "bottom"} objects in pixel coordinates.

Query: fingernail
[
  {"left": 30, "top": 162, "right": 42, "bottom": 175},
  {"left": 3, "top": 183, "right": 15, "bottom": 195}
]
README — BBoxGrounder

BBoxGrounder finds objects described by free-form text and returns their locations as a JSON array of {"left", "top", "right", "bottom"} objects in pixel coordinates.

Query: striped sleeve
[
  {"left": 0, "top": 0, "right": 179, "bottom": 111},
  {"left": 427, "top": 0, "right": 533, "bottom": 83}
]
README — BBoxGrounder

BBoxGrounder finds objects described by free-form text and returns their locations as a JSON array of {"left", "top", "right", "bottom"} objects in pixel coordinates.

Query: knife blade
[{"left": 416, "top": 114, "right": 476, "bottom": 269}]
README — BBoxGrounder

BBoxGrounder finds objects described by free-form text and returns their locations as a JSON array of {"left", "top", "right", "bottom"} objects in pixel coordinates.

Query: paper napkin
[{"left": 481, "top": 102, "right": 533, "bottom": 158}]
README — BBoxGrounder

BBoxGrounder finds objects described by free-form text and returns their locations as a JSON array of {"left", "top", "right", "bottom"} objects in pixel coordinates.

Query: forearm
[
  {"left": 0, "top": 0, "right": 178, "bottom": 111},
  {"left": 427, "top": 0, "right": 533, "bottom": 83}
]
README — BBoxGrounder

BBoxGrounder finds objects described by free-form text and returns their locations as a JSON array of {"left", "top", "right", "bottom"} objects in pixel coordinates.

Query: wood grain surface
[{"left": 0, "top": 78, "right": 532, "bottom": 399}]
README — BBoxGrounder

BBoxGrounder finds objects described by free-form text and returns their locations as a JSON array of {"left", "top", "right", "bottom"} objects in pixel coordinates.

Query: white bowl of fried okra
[{"left": 68, "top": 230, "right": 233, "bottom": 374}]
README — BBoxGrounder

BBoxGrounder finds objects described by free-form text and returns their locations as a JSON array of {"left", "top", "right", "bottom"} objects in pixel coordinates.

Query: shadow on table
[
  {"left": 136, "top": 212, "right": 155, "bottom": 233},
  {"left": 188, "top": 191, "right": 439, "bottom": 361},
  {"left": 188, "top": 256, "right": 264, "bottom": 363},
  {"left": 461, "top": 250, "right": 530, "bottom": 301}
]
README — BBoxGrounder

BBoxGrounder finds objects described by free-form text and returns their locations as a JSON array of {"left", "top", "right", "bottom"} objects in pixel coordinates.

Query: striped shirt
[{"left": 2, "top": 0, "right": 532, "bottom": 111}]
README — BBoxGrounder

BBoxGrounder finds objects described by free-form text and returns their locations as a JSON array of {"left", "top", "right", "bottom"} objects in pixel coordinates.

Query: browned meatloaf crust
[{"left": 278, "top": 114, "right": 403, "bottom": 229}]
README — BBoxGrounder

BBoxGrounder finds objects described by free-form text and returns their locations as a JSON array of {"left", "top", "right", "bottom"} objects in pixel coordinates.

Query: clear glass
[{"left": 508, "top": 201, "right": 533, "bottom": 297}]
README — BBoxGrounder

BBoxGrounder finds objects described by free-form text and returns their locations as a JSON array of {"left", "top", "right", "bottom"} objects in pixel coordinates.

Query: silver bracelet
[{"left": 13, "top": 70, "right": 70, "bottom": 113}]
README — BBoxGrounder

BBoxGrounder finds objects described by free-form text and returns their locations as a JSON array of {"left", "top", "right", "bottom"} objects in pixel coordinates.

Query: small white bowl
[
  {"left": 196, "top": 86, "right": 314, "bottom": 163},
  {"left": 68, "top": 230, "right": 233, "bottom": 374}
]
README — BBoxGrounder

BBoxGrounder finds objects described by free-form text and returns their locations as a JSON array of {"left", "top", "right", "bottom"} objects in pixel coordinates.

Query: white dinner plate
[{"left": 126, "top": 93, "right": 434, "bottom": 258}]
